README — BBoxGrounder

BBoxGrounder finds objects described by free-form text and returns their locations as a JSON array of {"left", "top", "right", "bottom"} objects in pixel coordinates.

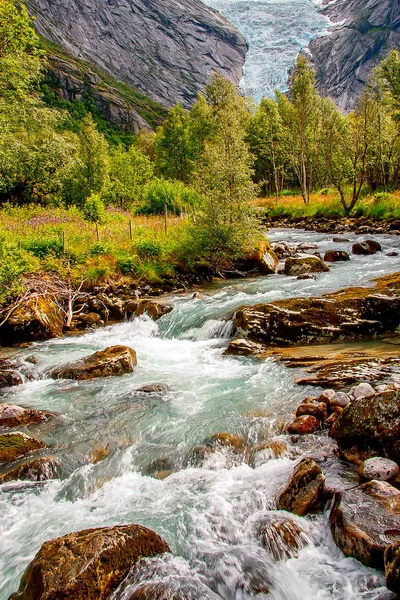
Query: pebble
[{"left": 359, "top": 457, "right": 400, "bottom": 482}]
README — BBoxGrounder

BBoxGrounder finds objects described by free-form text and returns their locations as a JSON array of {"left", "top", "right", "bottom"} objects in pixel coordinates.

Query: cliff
[
  {"left": 309, "top": 0, "right": 400, "bottom": 111},
  {"left": 27, "top": 0, "right": 247, "bottom": 130}
]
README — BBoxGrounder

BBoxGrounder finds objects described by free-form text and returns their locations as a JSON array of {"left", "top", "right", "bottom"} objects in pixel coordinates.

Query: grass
[
  {"left": 253, "top": 189, "right": 400, "bottom": 220},
  {"left": 0, "top": 204, "right": 187, "bottom": 297}
]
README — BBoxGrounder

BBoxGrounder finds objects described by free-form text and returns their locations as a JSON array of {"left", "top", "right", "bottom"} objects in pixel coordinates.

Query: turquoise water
[{"left": 1, "top": 229, "right": 399, "bottom": 599}]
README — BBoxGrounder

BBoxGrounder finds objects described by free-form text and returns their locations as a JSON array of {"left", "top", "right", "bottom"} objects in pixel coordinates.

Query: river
[
  {"left": 1, "top": 229, "right": 400, "bottom": 599},
  {"left": 201, "top": 0, "right": 330, "bottom": 99}
]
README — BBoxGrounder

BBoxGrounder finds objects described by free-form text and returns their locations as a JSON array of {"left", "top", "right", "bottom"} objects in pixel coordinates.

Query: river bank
[{"left": 1, "top": 228, "right": 400, "bottom": 599}]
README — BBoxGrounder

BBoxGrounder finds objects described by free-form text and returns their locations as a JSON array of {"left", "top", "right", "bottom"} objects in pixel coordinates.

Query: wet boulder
[
  {"left": 0, "top": 456, "right": 61, "bottom": 484},
  {"left": 0, "top": 296, "right": 64, "bottom": 344},
  {"left": 0, "top": 432, "right": 46, "bottom": 464},
  {"left": 324, "top": 250, "right": 350, "bottom": 262},
  {"left": 385, "top": 541, "right": 400, "bottom": 594},
  {"left": 247, "top": 438, "right": 289, "bottom": 467},
  {"left": 135, "top": 301, "right": 173, "bottom": 321},
  {"left": 257, "top": 510, "right": 313, "bottom": 560},
  {"left": 51, "top": 345, "right": 137, "bottom": 380},
  {"left": 330, "top": 480, "right": 400, "bottom": 569},
  {"left": 287, "top": 415, "right": 321, "bottom": 435},
  {"left": 296, "top": 400, "right": 327, "bottom": 422},
  {"left": 0, "top": 368, "right": 23, "bottom": 388},
  {"left": 0, "top": 404, "right": 56, "bottom": 429},
  {"left": 237, "top": 243, "right": 279, "bottom": 275},
  {"left": 358, "top": 457, "right": 400, "bottom": 482},
  {"left": 330, "top": 390, "right": 400, "bottom": 463},
  {"left": 284, "top": 255, "right": 330, "bottom": 277},
  {"left": 10, "top": 525, "right": 170, "bottom": 600},
  {"left": 352, "top": 240, "right": 382, "bottom": 255},
  {"left": 124, "top": 579, "right": 222, "bottom": 600},
  {"left": 351, "top": 382, "right": 375, "bottom": 399},
  {"left": 133, "top": 383, "right": 172, "bottom": 395},
  {"left": 277, "top": 458, "right": 326, "bottom": 516},
  {"left": 224, "top": 338, "right": 266, "bottom": 356}
]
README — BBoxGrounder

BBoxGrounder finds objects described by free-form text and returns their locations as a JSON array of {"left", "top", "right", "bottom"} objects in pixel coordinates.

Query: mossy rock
[{"left": 0, "top": 433, "right": 46, "bottom": 464}]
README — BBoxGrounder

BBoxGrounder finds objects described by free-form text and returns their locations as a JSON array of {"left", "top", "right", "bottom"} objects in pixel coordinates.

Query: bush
[
  {"left": 135, "top": 239, "right": 162, "bottom": 259},
  {"left": 83, "top": 193, "right": 106, "bottom": 223},
  {"left": 24, "top": 238, "right": 63, "bottom": 259},
  {"left": 0, "top": 235, "right": 40, "bottom": 304},
  {"left": 88, "top": 242, "right": 111, "bottom": 256},
  {"left": 137, "top": 179, "right": 200, "bottom": 215}
]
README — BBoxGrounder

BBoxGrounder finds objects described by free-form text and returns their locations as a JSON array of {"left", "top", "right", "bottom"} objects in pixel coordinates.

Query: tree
[
  {"left": 0, "top": 0, "right": 43, "bottom": 105},
  {"left": 247, "top": 97, "right": 288, "bottom": 199},
  {"left": 285, "top": 55, "right": 322, "bottom": 203},
  {"left": 155, "top": 104, "right": 193, "bottom": 183},
  {"left": 109, "top": 144, "right": 154, "bottom": 208},
  {"left": 379, "top": 50, "right": 400, "bottom": 123}
]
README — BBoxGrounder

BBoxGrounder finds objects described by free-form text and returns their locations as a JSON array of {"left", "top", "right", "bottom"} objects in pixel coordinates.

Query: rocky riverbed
[{"left": 1, "top": 228, "right": 400, "bottom": 599}]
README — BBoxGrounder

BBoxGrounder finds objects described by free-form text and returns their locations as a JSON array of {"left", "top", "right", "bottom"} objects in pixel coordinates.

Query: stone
[
  {"left": 0, "top": 296, "right": 64, "bottom": 344},
  {"left": 257, "top": 511, "right": 312, "bottom": 560},
  {"left": 296, "top": 273, "right": 317, "bottom": 280},
  {"left": 359, "top": 458, "right": 400, "bottom": 482},
  {"left": 51, "top": 345, "right": 137, "bottom": 380},
  {"left": 352, "top": 240, "right": 382, "bottom": 255},
  {"left": 224, "top": 338, "right": 266, "bottom": 356},
  {"left": 247, "top": 439, "right": 289, "bottom": 467},
  {"left": 351, "top": 382, "right": 375, "bottom": 399},
  {"left": 385, "top": 541, "right": 400, "bottom": 595},
  {"left": 135, "top": 301, "right": 173, "bottom": 321},
  {"left": 277, "top": 458, "right": 326, "bottom": 516},
  {"left": 296, "top": 401, "right": 327, "bottom": 421},
  {"left": 330, "top": 390, "right": 400, "bottom": 463},
  {"left": 125, "top": 581, "right": 221, "bottom": 600},
  {"left": 133, "top": 384, "right": 172, "bottom": 395},
  {"left": 287, "top": 415, "right": 321, "bottom": 435},
  {"left": 330, "top": 480, "right": 400, "bottom": 569},
  {"left": 0, "top": 404, "right": 56, "bottom": 429},
  {"left": 10, "top": 524, "right": 170, "bottom": 600},
  {"left": 237, "top": 243, "right": 279, "bottom": 275},
  {"left": 0, "top": 456, "right": 61, "bottom": 484},
  {"left": 284, "top": 255, "right": 330, "bottom": 277},
  {"left": 330, "top": 392, "right": 351, "bottom": 409},
  {"left": 0, "top": 370, "right": 23, "bottom": 388},
  {"left": 324, "top": 250, "right": 350, "bottom": 262},
  {"left": 204, "top": 432, "right": 246, "bottom": 451},
  {"left": 0, "top": 433, "right": 46, "bottom": 464},
  {"left": 333, "top": 237, "right": 350, "bottom": 243},
  {"left": 296, "top": 242, "right": 319, "bottom": 251}
]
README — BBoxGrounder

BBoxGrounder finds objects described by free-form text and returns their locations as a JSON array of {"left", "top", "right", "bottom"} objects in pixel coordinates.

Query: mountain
[
  {"left": 309, "top": 0, "right": 400, "bottom": 111},
  {"left": 27, "top": 0, "right": 247, "bottom": 130}
]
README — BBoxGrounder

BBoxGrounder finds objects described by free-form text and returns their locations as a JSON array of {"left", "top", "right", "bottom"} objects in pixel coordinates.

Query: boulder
[
  {"left": 133, "top": 384, "right": 171, "bottom": 395},
  {"left": 0, "top": 404, "right": 56, "bottom": 429},
  {"left": 0, "top": 369, "right": 24, "bottom": 388},
  {"left": 0, "top": 456, "right": 61, "bottom": 484},
  {"left": 330, "top": 480, "right": 400, "bottom": 569},
  {"left": 247, "top": 438, "right": 289, "bottom": 467},
  {"left": 10, "top": 525, "right": 170, "bottom": 600},
  {"left": 0, "top": 432, "right": 46, "bottom": 464},
  {"left": 0, "top": 296, "right": 64, "bottom": 344},
  {"left": 238, "top": 244, "right": 279, "bottom": 275},
  {"left": 204, "top": 432, "right": 246, "bottom": 451},
  {"left": 329, "top": 392, "right": 351, "bottom": 409},
  {"left": 296, "top": 242, "right": 319, "bottom": 252},
  {"left": 359, "top": 458, "right": 400, "bottom": 482},
  {"left": 352, "top": 240, "right": 382, "bottom": 255},
  {"left": 224, "top": 338, "right": 266, "bottom": 356},
  {"left": 351, "top": 382, "right": 375, "bottom": 399},
  {"left": 284, "top": 255, "right": 330, "bottom": 277},
  {"left": 232, "top": 272, "right": 400, "bottom": 347},
  {"left": 324, "top": 250, "right": 350, "bottom": 262},
  {"left": 287, "top": 415, "right": 321, "bottom": 435},
  {"left": 135, "top": 301, "right": 173, "bottom": 321},
  {"left": 51, "top": 345, "right": 137, "bottom": 380},
  {"left": 125, "top": 579, "right": 221, "bottom": 600},
  {"left": 257, "top": 511, "right": 312, "bottom": 560},
  {"left": 330, "top": 390, "right": 400, "bottom": 463},
  {"left": 277, "top": 458, "right": 326, "bottom": 516},
  {"left": 385, "top": 541, "right": 400, "bottom": 595},
  {"left": 296, "top": 401, "right": 327, "bottom": 421}
]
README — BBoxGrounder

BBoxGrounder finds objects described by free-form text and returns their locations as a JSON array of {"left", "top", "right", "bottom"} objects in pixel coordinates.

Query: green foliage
[
  {"left": 108, "top": 145, "right": 154, "bottom": 208},
  {"left": 0, "top": 232, "right": 39, "bottom": 304},
  {"left": 83, "top": 193, "right": 106, "bottom": 223},
  {"left": 24, "top": 238, "right": 63, "bottom": 259},
  {"left": 135, "top": 239, "right": 162, "bottom": 259},
  {"left": 88, "top": 241, "right": 111, "bottom": 255},
  {"left": 138, "top": 179, "right": 200, "bottom": 215}
]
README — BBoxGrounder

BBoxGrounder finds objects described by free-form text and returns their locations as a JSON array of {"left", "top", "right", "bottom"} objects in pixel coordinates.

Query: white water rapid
[
  {"left": 1, "top": 229, "right": 400, "bottom": 599},
  {"left": 201, "top": 0, "right": 330, "bottom": 99}
]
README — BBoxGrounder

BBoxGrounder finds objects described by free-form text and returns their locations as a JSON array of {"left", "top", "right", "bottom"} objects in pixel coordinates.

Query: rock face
[
  {"left": 51, "top": 345, "right": 137, "bottom": 380},
  {"left": 277, "top": 458, "right": 326, "bottom": 516},
  {"left": 0, "top": 433, "right": 46, "bottom": 464},
  {"left": 229, "top": 272, "right": 400, "bottom": 349},
  {"left": 27, "top": 0, "right": 247, "bottom": 116},
  {"left": 331, "top": 390, "right": 400, "bottom": 463},
  {"left": 309, "top": 0, "right": 400, "bottom": 111},
  {"left": 0, "top": 297, "right": 64, "bottom": 345},
  {"left": 10, "top": 524, "right": 170, "bottom": 600},
  {"left": 330, "top": 480, "right": 400, "bottom": 569}
]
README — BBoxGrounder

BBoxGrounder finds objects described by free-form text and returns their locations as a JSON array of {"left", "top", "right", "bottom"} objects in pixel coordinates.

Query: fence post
[
  {"left": 129, "top": 220, "right": 133, "bottom": 241},
  {"left": 62, "top": 231, "right": 65, "bottom": 253},
  {"left": 164, "top": 204, "right": 168, "bottom": 236},
  {"left": 96, "top": 222, "right": 100, "bottom": 242}
]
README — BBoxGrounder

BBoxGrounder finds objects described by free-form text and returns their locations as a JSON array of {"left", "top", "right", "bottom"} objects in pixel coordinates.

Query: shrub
[
  {"left": 137, "top": 179, "right": 200, "bottom": 215},
  {"left": 24, "top": 238, "right": 63, "bottom": 259},
  {"left": 83, "top": 193, "right": 106, "bottom": 223},
  {"left": 88, "top": 242, "right": 111, "bottom": 256},
  {"left": 135, "top": 239, "right": 162, "bottom": 259}
]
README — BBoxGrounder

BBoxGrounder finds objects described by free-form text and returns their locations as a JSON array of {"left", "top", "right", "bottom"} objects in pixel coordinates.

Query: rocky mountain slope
[
  {"left": 309, "top": 0, "right": 400, "bottom": 111},
  {"left": 27, "top": 0, "right": 247, "bottom": 130}
]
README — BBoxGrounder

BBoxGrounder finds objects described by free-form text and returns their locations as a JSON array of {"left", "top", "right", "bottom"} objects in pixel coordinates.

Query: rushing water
[
  {"left": 201, "top": 0, "right": 330, "bottom": 99},
  {"left": 1, "top": 229, "right": 400, "bottom": 599}
]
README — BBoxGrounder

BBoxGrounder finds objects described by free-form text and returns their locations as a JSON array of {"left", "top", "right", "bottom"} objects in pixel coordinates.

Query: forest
[{"left": 1, "top": 0, "right": 400, "bottom": 304}]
